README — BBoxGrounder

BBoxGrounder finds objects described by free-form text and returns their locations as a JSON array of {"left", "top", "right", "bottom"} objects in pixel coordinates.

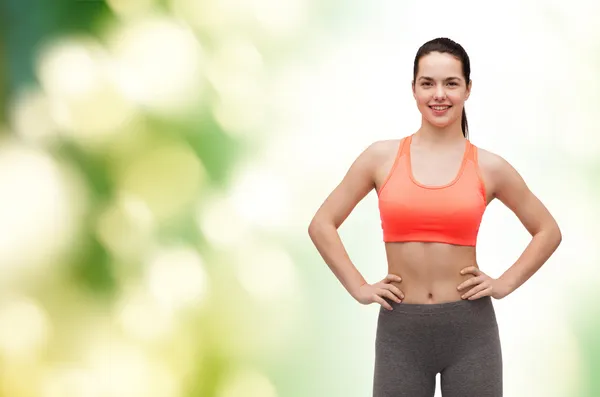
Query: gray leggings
[{"left": 373, "top": 296, "right": 502, "bottom": 397}]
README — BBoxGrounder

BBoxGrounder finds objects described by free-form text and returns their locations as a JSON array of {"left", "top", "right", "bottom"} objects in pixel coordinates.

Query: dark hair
[{"left": 412, "top": 38, "right": 471, "bottom": 139}]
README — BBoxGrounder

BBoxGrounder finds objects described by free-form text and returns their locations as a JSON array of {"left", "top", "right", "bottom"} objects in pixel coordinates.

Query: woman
[{"left": 307, "top": 37, "right": 562, "bottom": 397}]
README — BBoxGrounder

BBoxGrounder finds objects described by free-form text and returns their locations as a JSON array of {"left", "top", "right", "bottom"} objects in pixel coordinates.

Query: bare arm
[
  {"left": 308, "top": 141, "right": 405, "bottom": 307},
  {"left": 308, "top": 143, "right": 378, "bottom": 299},
  {"left": 482, "top": 151, "right": 562, "bottom": 295}
]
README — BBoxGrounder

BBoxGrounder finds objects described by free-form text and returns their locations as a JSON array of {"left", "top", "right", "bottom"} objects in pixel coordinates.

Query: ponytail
[{"left": 461, "top": 107, "right": 469, "bottom": 139}]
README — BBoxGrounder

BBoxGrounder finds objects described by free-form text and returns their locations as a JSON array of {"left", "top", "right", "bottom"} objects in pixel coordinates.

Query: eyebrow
[{"left": 418, "top": 76, "right": 462, "bottom": 81}]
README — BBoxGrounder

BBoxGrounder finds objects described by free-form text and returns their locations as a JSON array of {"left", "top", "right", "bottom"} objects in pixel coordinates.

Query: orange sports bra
[{"left": 377, "top": 134, "right": 487, "bottom": 246}]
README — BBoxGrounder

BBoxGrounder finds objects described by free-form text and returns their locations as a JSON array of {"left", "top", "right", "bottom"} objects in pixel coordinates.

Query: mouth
[
  {"left": 429, "top": 105, "right": 451, "bottom": 115},
  {"left": 429, "top": 105, "right": 452, "bottom": 111}
]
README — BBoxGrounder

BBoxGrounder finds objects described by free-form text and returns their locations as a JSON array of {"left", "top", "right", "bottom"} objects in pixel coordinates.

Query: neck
[{"left": 415, "top": 118, "right": 465, "bottom": 145}]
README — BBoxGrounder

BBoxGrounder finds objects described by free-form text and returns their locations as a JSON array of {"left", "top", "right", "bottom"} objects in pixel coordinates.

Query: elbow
[
  {"left": 308, "top": 216, "right": 333, "bottom": 241},
  {"left": 308, "top": 219, "right": 318, "bottom": 240},
  {"left": 544, "top": 220, "right": 562, "bottom": 249},
  {"left": 551, "top": 215, "right": 562, "bottom": 247},
  {"left": 554, "top": 224, "right": 562, "bottom": 248},
  {"left": 308, "top": 217, "right": 321, "bottom": 241},
  {"left": 533, "top": 220, "right": 562, "bottom": 249}
]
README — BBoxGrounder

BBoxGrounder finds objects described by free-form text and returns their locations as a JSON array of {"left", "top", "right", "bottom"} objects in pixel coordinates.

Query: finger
[
  {"left": 381, "top": 283, "right": 405, "bottom": 300},
  {"left": 468, "top": 287, "right": 493, "bottom": 300},
  {"left": 457, "top": 275, "right": 483, "bottom": 291},
  {"left": 462, "top": 282, "right": 489, "bottom": 299},
  {"left": 460, "top": 266, "right": 482, "bottom": 276},
  {"left": 383, "top": 274, "right": 402, "bottom": 283},
  {"left": 373, "top": 295, "right": 393, "bottom": 310},
  {"left": 382, "top": 283, "right": 405, "bottom": 299},
  {"left": 379, "top": 288, "right": 402, "bottom": 303}
]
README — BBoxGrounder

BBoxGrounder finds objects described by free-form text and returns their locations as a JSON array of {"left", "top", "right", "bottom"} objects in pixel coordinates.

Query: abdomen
[{"left": 385, "top": 242, "right": 479, "bottom": 304}]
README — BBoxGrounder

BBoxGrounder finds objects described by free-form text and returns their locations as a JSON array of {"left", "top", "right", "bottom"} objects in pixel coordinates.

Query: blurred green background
[{"left": 0, "top": 1, "right": 598, "bottom": 396}]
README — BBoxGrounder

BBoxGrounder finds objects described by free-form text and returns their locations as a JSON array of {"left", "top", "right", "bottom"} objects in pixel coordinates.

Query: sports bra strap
[
  {"left": 402, "top": 134, "right": 476, "bottom": 163},
  {"left": 464, "top": 139, "right": 473, "bottom": 161},
  {"left": 398, "top": 135, "right": 410, "bottom": 157},
  {"left": 469, "top": 141, "right": 478, "bottom": 163}
]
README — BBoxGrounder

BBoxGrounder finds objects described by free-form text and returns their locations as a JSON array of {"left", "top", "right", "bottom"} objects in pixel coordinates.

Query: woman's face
[{"left": 412, "top": 51, "right": 471, "bottom": 129}]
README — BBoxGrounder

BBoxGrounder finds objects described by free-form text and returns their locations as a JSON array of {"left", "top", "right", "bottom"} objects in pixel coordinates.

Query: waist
[
  {"left": 381, "top": 295, "right": 494, "bottom": 315},
  {"left": 385, "top": 242, "right": 478, "bottom": 304},
  {"left": 383, "top": 232, "right": 477, "bottom": 246}
]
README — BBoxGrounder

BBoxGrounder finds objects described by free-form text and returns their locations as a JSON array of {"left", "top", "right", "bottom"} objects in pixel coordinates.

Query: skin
[{"left": 308, "top": 51, "right": 562, "bottom": 310}]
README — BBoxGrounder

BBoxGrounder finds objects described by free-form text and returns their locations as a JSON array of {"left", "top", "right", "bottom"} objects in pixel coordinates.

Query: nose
[{"left": 434, "top": 85, "right": 446, "bottom": 100}]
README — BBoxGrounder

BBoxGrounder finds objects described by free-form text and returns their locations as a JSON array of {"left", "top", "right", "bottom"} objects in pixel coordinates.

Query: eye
[
  {"left": 421, "top": 82, "right": 432, "bottom": 86},
  {"left": 447, "top": 81, "right": 458, "bottom": 86}
]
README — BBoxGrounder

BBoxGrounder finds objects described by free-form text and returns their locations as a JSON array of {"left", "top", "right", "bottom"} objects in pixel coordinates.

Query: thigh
[
  {"left": 439, "top": 322, "right": 503, "bottom": 397},
  {"left": 373, "top": 309, "right": 437, "bottom": 397},
  {"left": 373, "top": 352, "right": 436, "bottom": 397}
]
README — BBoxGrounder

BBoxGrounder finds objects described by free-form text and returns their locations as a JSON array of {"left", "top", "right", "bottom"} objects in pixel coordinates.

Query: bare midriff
[{"left": 385, "top": 241, "right": 478, "bottom": 304}]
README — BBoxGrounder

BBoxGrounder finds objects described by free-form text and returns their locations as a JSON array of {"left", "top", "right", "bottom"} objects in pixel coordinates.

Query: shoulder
[
  {"left": 351, "top": 136, "right": 412, "bottom": 169},
  {"left": 475, "top": 146, "right": 510, "bottom": 175},
  {"left": 474, "top": 145, "right": 526, "bottom": 194},
  {"left": 346, "top": 138, "right": 404, "bottom": 177},
  {"left": 365, "top": 139, "right": 402, "bottom": 158},
  {"left": 477, "top": 147, "right": 514, "bottom": 174},
  {"left": 363, "top": 138, "right": 404, "bottom": 161}
]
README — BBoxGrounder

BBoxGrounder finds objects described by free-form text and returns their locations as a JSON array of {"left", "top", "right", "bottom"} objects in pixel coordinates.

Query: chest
[
  {"left": 375, "top": 146, "right": 467, "bottom": 191},
  {"left": 408, "top": 148, "right": 466, "bottom": 187}
]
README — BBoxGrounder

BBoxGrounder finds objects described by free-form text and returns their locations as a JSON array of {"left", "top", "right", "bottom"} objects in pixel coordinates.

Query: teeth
[{"left": 432, "top": 106, "right": 449, "bottom": 111}]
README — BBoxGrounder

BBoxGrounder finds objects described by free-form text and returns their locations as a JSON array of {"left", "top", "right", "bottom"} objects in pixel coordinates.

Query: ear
[
  {"left": 412, "top": 80, "right": 416, "bottom": 99},
  {"left": 465, "top": 79, "right": 472, "bottom": 101}
]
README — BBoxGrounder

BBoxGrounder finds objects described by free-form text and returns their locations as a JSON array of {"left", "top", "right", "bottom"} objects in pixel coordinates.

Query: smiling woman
[
  {"left": 308, "top": 37, "right": 562, "bottom": 397},
  {"left": 412, "top": 42, "right": 471, "bottom": 138},
  {"left": 418, "top": 75, "right": 460, "bottom": 117}
]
